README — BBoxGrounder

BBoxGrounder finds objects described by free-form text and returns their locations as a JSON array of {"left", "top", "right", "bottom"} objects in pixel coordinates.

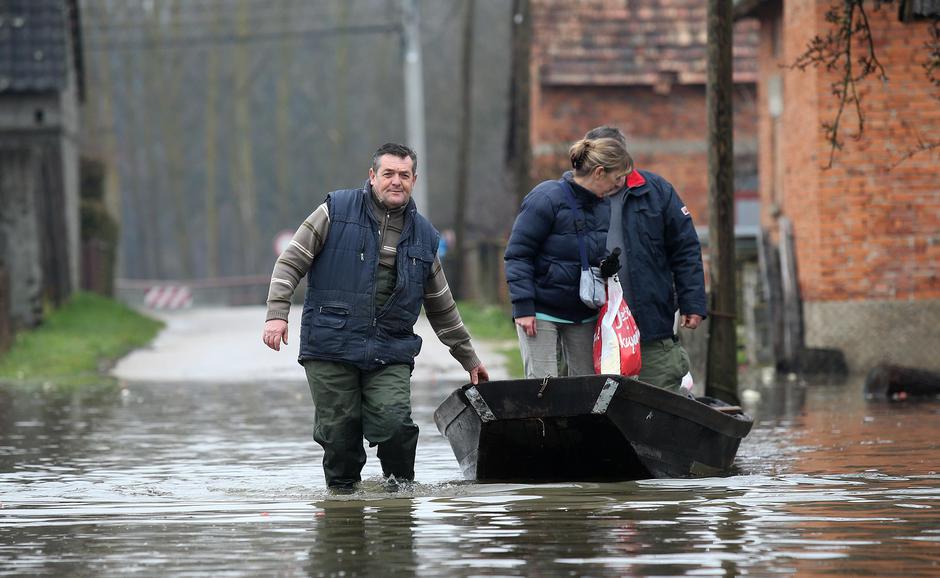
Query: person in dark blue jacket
[
  {"left": 586, "top": 126, "right": 708, "bottom": 392},
  {"left": 505, "top": 136, "right": 632, "bottom": 378}
]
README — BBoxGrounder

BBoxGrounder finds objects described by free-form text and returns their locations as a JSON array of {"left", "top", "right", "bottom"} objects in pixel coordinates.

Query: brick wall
[
  {"left": 531, "top": 84, "right": 757, "bottom": 225},
  {"left": 528, "top": 0, "right": 760, "bottom": 224},
  {"left": 763, "top": 0, "right": 940, "bottom": 303},
  {"left": 750, "top": 0, "right": 940, "bottom": 371}
]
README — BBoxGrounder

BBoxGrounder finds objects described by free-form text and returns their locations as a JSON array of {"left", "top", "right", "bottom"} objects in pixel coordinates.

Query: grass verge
[
  {"left": 0, "top": 292, "right": 164, "bottom": 389},
  {"left": 456, "top": 301, "right": 524, "bottom": 378}
]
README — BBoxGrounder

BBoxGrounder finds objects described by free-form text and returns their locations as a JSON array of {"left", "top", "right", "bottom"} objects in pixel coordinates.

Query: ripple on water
[{"left": 1, "top": 379, "right": 940, "bottom": 576}]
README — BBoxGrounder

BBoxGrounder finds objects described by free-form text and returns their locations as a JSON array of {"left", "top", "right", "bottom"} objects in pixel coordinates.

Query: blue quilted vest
[{"left": 298, "top": 187, "right": 440, "bottom": 370}]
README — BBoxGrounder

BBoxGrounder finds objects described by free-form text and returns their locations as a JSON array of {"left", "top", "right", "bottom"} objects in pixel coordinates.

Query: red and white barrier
[{"left": 143, "top": 285, "right": 193, "bottom": 309}]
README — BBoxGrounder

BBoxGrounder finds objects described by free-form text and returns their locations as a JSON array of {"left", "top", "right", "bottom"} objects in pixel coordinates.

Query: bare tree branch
[
  {"left": 792, "top": 1, "right": 940, "bottom": 169},
  {"left": 792, "top": 0, "right": 886, "bottom": 168},
  {"left": 889, "top": 119, "right": 940, "bottom": 170},
  {"left": 925, "top": 19, "right": 940, "bottom": 93}
]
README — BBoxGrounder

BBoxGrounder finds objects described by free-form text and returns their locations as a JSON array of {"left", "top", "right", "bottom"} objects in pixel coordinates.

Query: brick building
[
  {"left": 529, "top": 0, "right": 760, "bottom": 226},
  {"left": 735, "top": 0, "right": 940, "bottom": 371}
]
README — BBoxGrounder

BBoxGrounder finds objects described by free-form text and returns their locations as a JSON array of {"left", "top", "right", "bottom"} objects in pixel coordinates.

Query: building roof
[
  {"left": 0, "top": 0, "right": 82, "bottom": 96},
  {"left": 533, "top": 0, "right": 759, "bottom": 87}
]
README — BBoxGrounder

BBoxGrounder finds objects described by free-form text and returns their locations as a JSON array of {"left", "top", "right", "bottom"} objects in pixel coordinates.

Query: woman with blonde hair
[{"left": 504, "top": 135, "right": 632, "bottom": 378}]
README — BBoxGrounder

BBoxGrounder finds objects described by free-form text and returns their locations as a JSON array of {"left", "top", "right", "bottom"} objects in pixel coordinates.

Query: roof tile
[
  {"left": 0, "top": 0, "right": 69, "bottom": 93},
  {"left": 533, "top": 0, "right": 758, "bottom": 86}
]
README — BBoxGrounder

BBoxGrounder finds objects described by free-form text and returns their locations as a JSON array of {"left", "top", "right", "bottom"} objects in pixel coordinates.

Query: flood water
[{"left": 1, "top": 375, "right": 938, "bottom": 577}]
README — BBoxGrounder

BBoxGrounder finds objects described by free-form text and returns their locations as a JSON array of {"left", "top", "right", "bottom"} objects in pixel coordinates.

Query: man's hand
[
  {"left": 263, "top": 319, "right": 289, "bottom": 351},
  {"left": 515, "top": 316, "right": 537, "bottom": 337},
  {"left": 680, "top": 314, "right": 703, "bottom": 330},
  {"left": 469, "top": 363, "right": 490, "bottom": 385}
]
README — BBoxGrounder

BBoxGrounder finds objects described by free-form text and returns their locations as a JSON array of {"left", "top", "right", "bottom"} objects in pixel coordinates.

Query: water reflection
[
  {"left": 0, "top": 383, "right": 122, "bottom": 475},
  {"left": 307, "top": 498, "right": 417, "bottom": 578},
  {"left": 1, "top": 376, "right": 939, "bottom": 576}
]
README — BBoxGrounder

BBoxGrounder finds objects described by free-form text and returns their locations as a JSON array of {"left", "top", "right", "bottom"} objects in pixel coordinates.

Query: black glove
[{"left": 599, "top": 247, "right": 621, "bottom": 278}]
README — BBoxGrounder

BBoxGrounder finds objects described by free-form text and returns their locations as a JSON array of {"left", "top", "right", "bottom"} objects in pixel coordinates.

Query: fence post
[{"left": 0, "top": 266, "right": 11, "bottom": 354}]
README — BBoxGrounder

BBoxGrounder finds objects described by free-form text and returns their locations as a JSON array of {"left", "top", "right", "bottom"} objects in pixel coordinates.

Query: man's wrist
[
  {"left": 266, "top": 310, "right": 290, "bottom": 322},
  {"left": 459, "top": 353, "right": 482, "bottom": 372}
]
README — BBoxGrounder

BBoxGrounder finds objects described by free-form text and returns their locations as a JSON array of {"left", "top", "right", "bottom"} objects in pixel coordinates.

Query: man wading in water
[{"left": 262, "top": 143, "right": 489, "bottom": 493}]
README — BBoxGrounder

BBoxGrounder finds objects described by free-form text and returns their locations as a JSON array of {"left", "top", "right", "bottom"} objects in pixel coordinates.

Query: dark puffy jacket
[
  {"left": 299, "top": 187, "right": 439, "bottom": 370},
  {"left": 619, "top": 169, "right": 707, "bottom": 341},
  {"left": 504, "top": 174, "right": 610, "bottom": 322}
]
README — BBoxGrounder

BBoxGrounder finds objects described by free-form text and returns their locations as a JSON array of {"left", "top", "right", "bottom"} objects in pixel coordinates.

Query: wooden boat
[
  {"left": 865, "top": 363, "right": 940, "bottom": 400},
  {"left": 433, "top": 374, "right": 753, "bottom": 482}
]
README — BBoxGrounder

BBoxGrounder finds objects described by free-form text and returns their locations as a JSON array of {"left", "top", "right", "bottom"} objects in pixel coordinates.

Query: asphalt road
[{"left": 111, "top": 306, "right": 509, "bottom": 385}]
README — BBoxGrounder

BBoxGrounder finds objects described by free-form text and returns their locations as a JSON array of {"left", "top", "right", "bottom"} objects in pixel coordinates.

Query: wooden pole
[
  {"left": 142, "top": 1, "right": 167, "bottom": 278},
  {"left": 778, "top": 217, "right": 804, "bottom": 367},
  {"left": 232, "top": 0, "right": 259, "bottom": 275},
  {"left": 163, "top": 0, "right": 194, "bottom": 278},
  {"left": 275, "top": 2, "right": 295, "bottom": 229},
  {"left": 204, "top": 9, "right": 221, "bottom": 278},
  {"left": 0, "top": 266, "right": 10, "bottom": 354},
  {"left": 705, "top": 0, "right": 739, "bottom": 405},
  {"left": 453, "top": 0, "right": 476, "bottom": 299},
  {"left": 508, "top": 0, "right": 532, "bottom": 208}
]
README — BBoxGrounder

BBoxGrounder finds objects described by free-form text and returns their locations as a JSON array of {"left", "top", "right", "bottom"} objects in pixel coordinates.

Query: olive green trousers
[
  {"left": 304, "top": 360, "right": 417, "bottom": 488},
  {"left": 637, "top": 338, "right": 692, "bottom": 393}
]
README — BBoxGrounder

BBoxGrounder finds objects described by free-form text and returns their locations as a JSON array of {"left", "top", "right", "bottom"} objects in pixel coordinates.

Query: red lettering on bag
[{"left": 593, "top": 276, "right": 642, "bottom": 376}]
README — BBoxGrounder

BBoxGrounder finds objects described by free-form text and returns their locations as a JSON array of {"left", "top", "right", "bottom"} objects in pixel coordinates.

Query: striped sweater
[{"left": 265, "top": 191, "right": 481, "bottom": 371}]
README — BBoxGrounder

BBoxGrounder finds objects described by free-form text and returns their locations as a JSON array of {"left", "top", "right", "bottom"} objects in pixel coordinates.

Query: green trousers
[
  {"left": 637, "top": 338, "right": 692, "bottom": 393},
  {"left": 304, "top": 360, "right": 417, "bottom": 488}
]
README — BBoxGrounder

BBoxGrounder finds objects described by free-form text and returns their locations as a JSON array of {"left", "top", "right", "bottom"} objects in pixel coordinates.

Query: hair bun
[{"left": 576, "top": 140, "right": 591, "bottom": 168}]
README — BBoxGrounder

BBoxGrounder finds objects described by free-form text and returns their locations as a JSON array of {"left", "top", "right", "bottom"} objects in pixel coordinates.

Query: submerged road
[
  {"left": 110, "top": 306, "right": 510, "bottom": 385},
  {"left": 3, "top": 308, "right": 940, "bottom": 575},
  {"left": 3, "top": 367, "right": 940, "bottom": 576}
]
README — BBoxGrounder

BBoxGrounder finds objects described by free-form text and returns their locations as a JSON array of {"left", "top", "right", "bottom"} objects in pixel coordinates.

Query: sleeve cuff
[
  {"left": 451, "top": 341, "right": 482, "bottom": 371},
  {"left": 460, "top": 354, "right": 482, "bottom": 372},
  {"left": 266, "top": 309, "right": 290, "bottom": 322},
  {"left": 512, "top": 300, "right": 535, "bottom": 319},
  {"left": 679, "top": 302, "right": 707, "bottom": 319}
]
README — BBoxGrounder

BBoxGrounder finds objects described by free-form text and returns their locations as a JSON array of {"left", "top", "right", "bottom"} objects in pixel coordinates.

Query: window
[{"left": 900, "top": 0, "right": 940, "bottom": 22}]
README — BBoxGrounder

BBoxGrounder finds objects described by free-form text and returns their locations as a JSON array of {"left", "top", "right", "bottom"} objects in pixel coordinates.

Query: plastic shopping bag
[
  {"left": 579, "top": 266, "right": 606, "bottom": 309},
  {"left": 593, "top": 275, "right": 642, "bottom": 376}
]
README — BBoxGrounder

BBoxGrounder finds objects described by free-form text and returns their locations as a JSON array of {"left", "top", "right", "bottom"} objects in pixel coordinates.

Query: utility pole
[
  {"left": 402, "top": 0, "right": 428, "bottom": 212},
  {"left": 508, "top": 0, "right": 531, "bottom": 208},
  {"left": 705, "top": 0, "right": 740, "bottom": 405},
  {"left": 453, "top": 0, "right": 476, "bottom": 299}
]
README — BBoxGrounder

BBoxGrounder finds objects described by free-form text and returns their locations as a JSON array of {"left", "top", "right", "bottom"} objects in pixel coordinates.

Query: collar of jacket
[
  {"left": 623, "top": 169, "right": 650, "bottom": 197},
  {"left": 561, "top": 171, "right": 606, "bottom": 205},
  {"left": 362, "top": 180, "right": 416, "bottom": 222}
]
